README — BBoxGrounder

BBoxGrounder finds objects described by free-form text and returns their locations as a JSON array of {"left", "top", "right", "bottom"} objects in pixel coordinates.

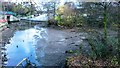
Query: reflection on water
[
  {"left": 5, "top": 26, "right": 47, "bottom": 66},
  {"left": 30, "top": 14, "right": 48, "bottom": 21}
]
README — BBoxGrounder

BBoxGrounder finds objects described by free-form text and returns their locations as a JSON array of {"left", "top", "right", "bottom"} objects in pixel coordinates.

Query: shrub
[{"left": 87, "top": 34, "right": 119, "bottom": 60}]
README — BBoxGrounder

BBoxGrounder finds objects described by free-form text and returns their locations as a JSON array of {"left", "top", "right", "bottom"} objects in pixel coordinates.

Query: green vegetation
[
  {"left": 64, "top": 2, "right": 119, "bottom": 67},
  {"left": 2, "top": 2, "right": 36, "bottom": 16},
  {"left": 66, "top": 35, "right": 119, "bottom": 67},
  {"left": 54, "top": 3, "right": 83, "bottom": 28}
]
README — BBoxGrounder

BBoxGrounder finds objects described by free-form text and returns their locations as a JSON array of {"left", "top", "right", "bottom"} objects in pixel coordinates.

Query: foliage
[
  {"left": 2, "top": 2, "right": 36, "bottom": 16},
  {"left": 55, "top": 14, "right": 63, "bottom": 26},
  {"left": 81, "top": 2, "right": 119, "bottom": 28},
  {"left": 55, "top": 3, "right": 83, "bottom": 28},
  {"left": 87, "top": 34, "right": 119, "bottom": 61},
  {"left": 67, "top": 32, "right": 119, "bottom": 66}
]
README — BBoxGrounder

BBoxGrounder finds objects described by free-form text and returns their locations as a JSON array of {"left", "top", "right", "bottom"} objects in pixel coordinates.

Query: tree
[{"left": 55, "top": 2, "right": 83, "bottom": 27}]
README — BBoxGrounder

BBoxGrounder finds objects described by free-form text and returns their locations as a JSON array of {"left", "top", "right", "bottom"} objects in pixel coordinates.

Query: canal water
[{"left": 4, "top": 25, "right": 47, "bottom": 66}]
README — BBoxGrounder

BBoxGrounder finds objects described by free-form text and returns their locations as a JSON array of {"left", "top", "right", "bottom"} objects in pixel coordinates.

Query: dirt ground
[{"left": 35, "top": 27, "right": 89, "bottom": 66}]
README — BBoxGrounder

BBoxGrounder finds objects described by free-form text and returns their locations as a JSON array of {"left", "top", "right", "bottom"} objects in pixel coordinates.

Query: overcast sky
[{"left": 2, "top": 0, "right": 118, "bottom": 3}]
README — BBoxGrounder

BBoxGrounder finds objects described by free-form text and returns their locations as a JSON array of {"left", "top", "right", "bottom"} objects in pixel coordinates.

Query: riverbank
[
  {"left": 65, "top": 27, "right": 119, "bottom": 67},
  {"left": 0, "top": 23, "right": 16, "bottom": 66},
  {"left": 35, "top": 27, "right": 88, "bottom": 66}
]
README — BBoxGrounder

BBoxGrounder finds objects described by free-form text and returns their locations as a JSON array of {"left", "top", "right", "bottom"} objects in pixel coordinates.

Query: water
[
  {"left": 4, "top": 26, "right": 47, "bottom": 66},
  {"left": 29, "top": 14, "right": 48, "bottom": 21}
]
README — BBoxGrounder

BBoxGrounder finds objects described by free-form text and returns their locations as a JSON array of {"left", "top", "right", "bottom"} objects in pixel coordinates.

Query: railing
[
  {"left": 15, "top": 58, "right": 36, "bottom": 68},
  {"left": 15, "top": 58, "right": 30, "bottom": 68}
]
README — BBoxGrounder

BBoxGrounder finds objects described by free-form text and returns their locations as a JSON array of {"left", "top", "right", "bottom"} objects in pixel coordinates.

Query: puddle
[
  {"left": 4, "top": 26, "right": 47, "bottom": 66},
  {"left": 2, "top": 23, "right": 88, "bottom": 66}
]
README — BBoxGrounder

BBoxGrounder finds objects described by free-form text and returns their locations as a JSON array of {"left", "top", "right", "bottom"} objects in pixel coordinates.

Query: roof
[
  {"left": 0, "top": 11, "right": 16, "bottom": 15},
  {"left": 0, "top": 19, "right": 7, "bottom": 23}
]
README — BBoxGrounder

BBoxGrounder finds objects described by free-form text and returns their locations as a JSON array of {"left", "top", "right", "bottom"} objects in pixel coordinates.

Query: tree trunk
[{"left": 103, "top": 3, "right": 107, "bottom": 41}]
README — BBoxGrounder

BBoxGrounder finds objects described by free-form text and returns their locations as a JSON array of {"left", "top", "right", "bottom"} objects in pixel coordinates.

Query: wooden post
[{"left": 7, "top": 15, "right": 10, "bottom": 24}]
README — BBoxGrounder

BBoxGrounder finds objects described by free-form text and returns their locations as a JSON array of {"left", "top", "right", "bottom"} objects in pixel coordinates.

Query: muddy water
[{"left": 4, "top": 25, "right": 46, "bottom": 66}]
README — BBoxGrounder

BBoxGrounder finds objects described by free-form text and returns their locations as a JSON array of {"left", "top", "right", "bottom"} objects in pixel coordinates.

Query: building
[{"left": 0, "top": 14, "right": 8, "bottom": 31}]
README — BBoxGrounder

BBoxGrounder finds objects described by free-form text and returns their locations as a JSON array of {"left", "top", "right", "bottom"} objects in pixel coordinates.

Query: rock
[
  {"left": 81, "top": 37, "right": 86, "bottom": 40},
  {"left": 1, "top": 47, "right": 6, "bottom": 50},
  {"left": 65, "top": 51, "right": 69, "bottom": 53},
  {"left": 70, "top": 29, "right": 75, "bottom": 32},
  {"left": 1, "top": 52, "right": 4, "bottom": 54},
  {"left": 2, "top": 56, "right": 8, "bottom": 61},
  {"left": 71, "top": 42, "right": 75, "bottom": 44},
  {"left": 4, "top": 54, "right": 7, "bottom": 57},
  {"left": 75, "top": 44, "right": 79, "bottom": 46},
  {"left": 7, "top": 41, "right": 10, "bottom": 44},
  {"left": 75, "top": 36, "right": 77, "bottom": 37},
  {"left": 65, "top": 50, "right": 74, "bottom": 53},
  {"left": 7, "top": 26, "right": 10, "bottom": 28},
  {"left": 65, "top": 37, "right": 69, "bottom": 39},
  {"left": 16, "top": 45, "right": 18, "bottom": 48}
]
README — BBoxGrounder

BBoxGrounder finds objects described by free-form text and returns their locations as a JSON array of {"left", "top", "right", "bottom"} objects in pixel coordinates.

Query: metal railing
[
  {"left": 15, "top": 58, "right": 37, "bottom": 68},
  {"left": 15, "top": 58, "right": 30, "bottom": 68}
]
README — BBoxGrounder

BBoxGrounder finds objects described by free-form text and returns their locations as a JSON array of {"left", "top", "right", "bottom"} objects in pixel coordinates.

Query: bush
[
  {"left": 87, "top": 34, "right": 119, "bottom": 60},
  {"left": 48, "top": 19, "right": 57, "bottom": 26},
  {"left": 55, "top": 14, "right": 83, "bottom": 28}
]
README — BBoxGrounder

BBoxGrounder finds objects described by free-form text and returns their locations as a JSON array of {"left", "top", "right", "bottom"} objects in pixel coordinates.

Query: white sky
[
  {"left": 2, "top": 0, "right": 117, "bottom": 3},
  {"left": 3, "top": 0, "right": 65, "bottom": 2},
  {"left": 2, "top": 0, "right": 70, "bottom": 6}
]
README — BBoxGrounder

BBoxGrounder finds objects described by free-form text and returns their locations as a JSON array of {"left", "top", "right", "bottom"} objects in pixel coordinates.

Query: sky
[
  {"left": 1, "top": 0, "right": 118, "bottom": 3},
  {"left": 3, "top": 0, "right": 66, "bottom": 2},
  {"left": 2, "top": 0, "right": 72, "bottom": 6},
  {"left": 1, "top": 0, "right": 63, "bottom": 5}
]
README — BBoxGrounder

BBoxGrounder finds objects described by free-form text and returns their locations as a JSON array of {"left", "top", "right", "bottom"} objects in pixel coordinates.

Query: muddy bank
[
  {"left": 35, "top": 25, "right": 118, "bottom": 67},
  {"left": 35, "top": 26, "right": 88, "bottom": 66},
  {"left": 0, "top": 26, "right": 15, "bottom": 66}
]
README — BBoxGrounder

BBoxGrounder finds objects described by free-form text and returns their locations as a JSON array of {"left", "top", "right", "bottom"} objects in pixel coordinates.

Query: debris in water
[
  {"left": 75, "top": 35, "right": 77, "bottom": 37},
  {"left": 16, "top": 45, "right": 18, "bottom": 48},
  {"left": 1, "top": 47, "right": 6, "bottom": 50}
]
